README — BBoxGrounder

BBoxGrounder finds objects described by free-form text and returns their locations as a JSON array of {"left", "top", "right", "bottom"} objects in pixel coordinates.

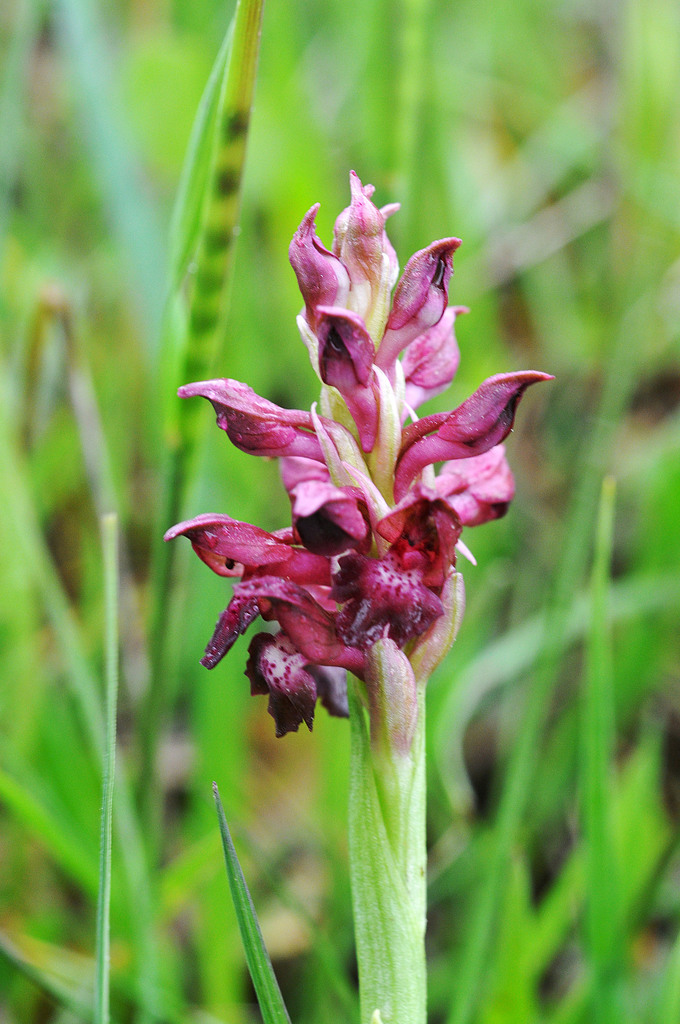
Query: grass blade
[
  {"left": 143, "top": 0, "right": 265, "bottom": 813},
  {"left": 213, "top": 783, "right": 292, "bottom": 1024},
  {"left": 94, "top": 514, "right": 119, "bottom": 1024},
  {"left": 0, "top": 0, "right": 42, "bottom": 259},
  {"left": 580, "top": 476, "right": 623, "bottom": 1023},
  {"left": 167, "top": 20, "right": 235, "bottom": 291}
]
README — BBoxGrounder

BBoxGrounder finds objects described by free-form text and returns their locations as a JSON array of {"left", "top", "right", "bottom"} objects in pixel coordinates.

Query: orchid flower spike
[{"left": 166, "top": 172, "right": 553, "bottom": 739}]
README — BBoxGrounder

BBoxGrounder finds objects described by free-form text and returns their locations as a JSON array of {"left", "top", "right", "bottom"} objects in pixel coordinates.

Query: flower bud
[
  {"left": 289, "top": 204, "right": 350, "bottom": 329},
  {"left": 366, "top": 636, "right": 418, "bottom": 755},
  {"left": 376, "top": 238, "right": 461, "bottom": 374},
  {"left": 333, "top": 171, "right": 399, "bottom": 337}
]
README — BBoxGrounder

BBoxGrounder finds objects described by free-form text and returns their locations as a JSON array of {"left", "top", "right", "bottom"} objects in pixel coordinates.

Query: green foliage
[
  {"left": 214, "top": 783, "right": 292, "bottom": 1024},
  {"left": 1, "top": 0, "right": 680, "bottom": 1021}
]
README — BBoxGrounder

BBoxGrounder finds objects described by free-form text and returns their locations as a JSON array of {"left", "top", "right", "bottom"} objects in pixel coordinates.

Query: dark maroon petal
[
  {"left": 178, "top": 378, "right": 324, "bottom": 460},
  {"left": 435, "top": 446, "right": 515, "bottom": 526},
  {"left": 291, "top": 480, "right": 370, "bottom": 556},
  {"left": 376, "top": 237, "right": 461, "bottom": 372},
  {"left": 164, "top": 513, "right": 296, "bottom": 577},
  {"left": 395, "top": 371, "right": 553, "bottom": 498},
  {"left": 376, "top": 492, "right": 461, "bottom": 587},
  {"left": 246, "top": 632, "right": 318, "bottom": 736},
  {"left": 310, "top": 665, "right": 349, "bottom": 718},
  {"left": 236, "top": 576, "right": 364, "bottom": 673},
  {"left": 402, "top": 306, "right": 465, "bottom": 411},
  {"left": 256, "top": 551, "right": 333, "bottom": 588},
  {"left": 332, "top": 551, "right": 444, "bottom": 648},
  {"left": 289, "top": 204, "right": 350, "bottom": 329},
  {"left": 200, "top": 594, "right": 262, "bottom": 669}
]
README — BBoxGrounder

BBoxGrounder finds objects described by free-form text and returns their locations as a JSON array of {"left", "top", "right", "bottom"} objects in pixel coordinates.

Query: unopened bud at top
[{"left": 333, "top": 171, "right": 399, "bottom": 339}]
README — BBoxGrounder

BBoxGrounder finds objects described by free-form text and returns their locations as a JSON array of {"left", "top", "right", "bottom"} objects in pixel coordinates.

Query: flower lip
[
  {"left": 290, "top": 479, "right": 370, "bottom": 556},
  {"left": 200, "top": 593, "right": 262, "bottom": 669},
  {"left": 246, "top": 631, "right": 318, "bottom": 736},
  {"left": 332, "top": 550, "right": 445, "bottom": 648}
]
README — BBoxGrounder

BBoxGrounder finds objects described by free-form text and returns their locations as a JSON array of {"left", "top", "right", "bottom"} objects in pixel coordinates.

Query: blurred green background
[{"left": 1, "top": 0, "right": 680, "bottom": 1021}]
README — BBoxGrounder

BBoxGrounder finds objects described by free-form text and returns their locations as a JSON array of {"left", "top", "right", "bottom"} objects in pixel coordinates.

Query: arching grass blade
[{"left": 213, "top": 783, "right": 292, "bottom": 1024}]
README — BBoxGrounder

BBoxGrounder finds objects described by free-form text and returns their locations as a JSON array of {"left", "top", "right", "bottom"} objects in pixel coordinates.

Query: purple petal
[
  {"left": 332, "top": 550, "right": 444, "bottom": 648},
  {"left": 402, "top": 306, "right": 465, "bottom": 411},
  {"left": 315, "top": 306, "right": 374, "bottom": 388},
  {"left": 376, "top": 491, "right": 461, "bottom": 587},
  {"left": 376, "top": 237, "right": 461, "bottom": 372},
  {"left": 280, "top": 456, "right": 331, "bottom": 495},
  {"left": 178, "top": 378, "right": 324, "bottom": 460},
  {"left": 435, "top": 445, "right": 515, "bottom": 526},
  {"left": 315, "top": 306, "right": 379, "bottom": 452},
  {"left": 246, "top": 631, "right": 318, "bottom": 736},
  {"left": 235, "top": 576, "right": 364, "bottom": 673},
  {"left": 289, "top": 204, "right": 350, "bottom": 329},
  {"left": 200, "top": 593, "right": 262, "bottom": 669},
  {"left": 395, "top": 371, "right": 553, "bottom": 498},
  {"left": 290, "top": 479, "right": 370, "bottom": 556},
  {"left": 164, "top": 513, "right": 296, "bottom": 577},
  {"left": 165, "top": 513, "right": 331, "bottom": 586}
]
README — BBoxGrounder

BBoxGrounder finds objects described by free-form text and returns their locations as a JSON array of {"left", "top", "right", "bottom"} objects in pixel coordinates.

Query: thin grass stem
[{"left": 94, "top": 514, "right": 119, "bottom": 1024}]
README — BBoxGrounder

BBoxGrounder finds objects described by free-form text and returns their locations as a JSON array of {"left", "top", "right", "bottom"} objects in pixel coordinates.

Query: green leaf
[
  {"left": 167, "top": 20, "right": 236, "bottom": 290},
  {"left": 213, "top": 783, "right": 292, "bottom": 1024},
  {"left": 143, "top": 0, "right": 266, "bottom": 804}
]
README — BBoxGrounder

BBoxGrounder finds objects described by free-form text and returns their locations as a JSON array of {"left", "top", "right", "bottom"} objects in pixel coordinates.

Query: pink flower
[{"left": 165, "top": 173, "right": 552, "bottom": 737}]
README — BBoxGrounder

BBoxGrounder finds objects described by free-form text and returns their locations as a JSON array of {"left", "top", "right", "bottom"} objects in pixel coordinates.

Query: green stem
[{"left": 348, "top": 678, "right": 427, "bottom": 1024}]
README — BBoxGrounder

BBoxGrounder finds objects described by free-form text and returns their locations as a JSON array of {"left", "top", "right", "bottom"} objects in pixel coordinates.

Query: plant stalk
[{"left": 348, "top": 677, "right": 427, "bottom": 1024}]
